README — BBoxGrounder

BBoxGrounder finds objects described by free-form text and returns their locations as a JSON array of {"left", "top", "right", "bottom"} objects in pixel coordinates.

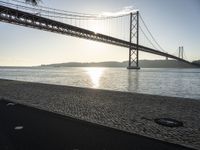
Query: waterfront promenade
[{"left": 0, "top": 79, "right": 199, "bottom": 149}]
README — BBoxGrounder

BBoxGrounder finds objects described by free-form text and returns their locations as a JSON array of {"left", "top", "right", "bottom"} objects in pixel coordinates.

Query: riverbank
[{"left": 0, "top": 79, "right": 199, "bottom": 149}]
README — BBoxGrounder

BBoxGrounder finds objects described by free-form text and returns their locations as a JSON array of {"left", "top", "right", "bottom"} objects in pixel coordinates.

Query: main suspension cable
[
  {"left": 2, "top": 0, "right": 130, "bottom": 20},
  {"left": 139, "top": 26, "right": 159, "bottom": 50},
  {"left": 139, "top": 14, "right": 166, "bottom": 53}
]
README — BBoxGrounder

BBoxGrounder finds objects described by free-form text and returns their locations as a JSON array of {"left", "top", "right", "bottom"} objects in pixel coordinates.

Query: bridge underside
[{"left": 0, "top": 5, "right": 193, "bottom": 66}]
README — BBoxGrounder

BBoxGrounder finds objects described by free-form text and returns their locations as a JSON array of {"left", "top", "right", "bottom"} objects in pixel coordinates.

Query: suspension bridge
[{"left": 0, "top": 1, "right": 196, "bottom": 69}]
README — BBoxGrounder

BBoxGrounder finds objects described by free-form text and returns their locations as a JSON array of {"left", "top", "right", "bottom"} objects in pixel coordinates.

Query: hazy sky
[{"left": 0, "top": 0, "right": 200, "bottom": 66}]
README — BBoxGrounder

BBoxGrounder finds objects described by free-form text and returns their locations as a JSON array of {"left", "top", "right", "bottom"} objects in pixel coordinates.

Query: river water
[{"left": 0, "top": 67, "right": 199, "bottom": 100}]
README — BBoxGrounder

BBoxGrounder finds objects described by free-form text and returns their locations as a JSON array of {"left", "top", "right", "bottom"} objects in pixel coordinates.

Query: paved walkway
[{"left": 0, "top": 79, "right": 199, "bottom": 149}]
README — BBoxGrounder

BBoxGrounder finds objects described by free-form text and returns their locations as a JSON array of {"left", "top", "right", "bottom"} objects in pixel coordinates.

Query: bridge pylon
[
  {"left": 178, "top": 46, "right": 184, "bottom": 59},
  {"left": 127, "top": 11, "right": 140, "bottom": 69}
]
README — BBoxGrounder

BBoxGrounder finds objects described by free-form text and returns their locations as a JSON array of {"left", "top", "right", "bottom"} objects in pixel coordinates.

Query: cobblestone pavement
[{"left": 0, "top": 79, "right": 199, "bottom": 149}]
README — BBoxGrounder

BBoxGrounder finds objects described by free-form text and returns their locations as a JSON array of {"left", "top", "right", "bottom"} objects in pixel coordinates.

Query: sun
[{"left": 88, "top": 20, "right": 106, "bottom": 34}]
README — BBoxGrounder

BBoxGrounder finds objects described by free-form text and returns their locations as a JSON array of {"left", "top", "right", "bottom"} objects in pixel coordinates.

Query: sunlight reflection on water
[
  {"left": 0, "top": 67, "right": 200, "bottom": 99},
  {"left": 84, "top": 68, "right": 105, "bottom": 88}
]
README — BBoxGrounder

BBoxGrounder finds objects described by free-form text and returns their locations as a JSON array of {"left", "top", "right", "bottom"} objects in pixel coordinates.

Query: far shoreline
[{"left": 1, "top": 59, "right": 200, "bottom": 68}]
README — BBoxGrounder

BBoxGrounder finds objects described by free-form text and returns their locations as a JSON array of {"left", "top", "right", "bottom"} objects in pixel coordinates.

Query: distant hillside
[
  {"left": 192, "top": 60, "right": 200, "bottom": 66},
  {"left": 41, "top": 60, "right": 198, "bottom": 68},
  {"left": 42, "top": 61, "right": 126, "bottom": 68},
  {"left": 139, "top": 60, "right": 197, "bottom": 68}
]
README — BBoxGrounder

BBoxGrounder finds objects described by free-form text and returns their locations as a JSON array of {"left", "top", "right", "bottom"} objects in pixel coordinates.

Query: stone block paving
[{"left": 0, "top": 79, "right": 199, "bottom": 149}]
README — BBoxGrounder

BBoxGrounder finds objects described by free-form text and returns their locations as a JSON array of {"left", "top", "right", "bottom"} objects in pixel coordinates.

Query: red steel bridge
[{"left": 0, "top": 1, "right": 196, "bottom": 69}]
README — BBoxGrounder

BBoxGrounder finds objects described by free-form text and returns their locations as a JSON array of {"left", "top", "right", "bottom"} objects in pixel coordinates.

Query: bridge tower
[
  {"left": 127, "top": 11, "right": 140, "bottom": 69},
  {"left": 178, "top": 46, "right": 184, "bottom": 59},
  {"left": 181, "top": 46, "right": 184, "bottom": 59}
]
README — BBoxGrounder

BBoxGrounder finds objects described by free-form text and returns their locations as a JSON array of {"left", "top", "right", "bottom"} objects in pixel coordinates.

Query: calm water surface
[{"left": 0, "top": 67, "right": 200, "bottom": 100}]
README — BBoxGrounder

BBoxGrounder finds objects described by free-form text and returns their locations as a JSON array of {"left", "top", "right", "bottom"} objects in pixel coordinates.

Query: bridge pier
[{"left": 127, "top": 11, "right": 140, "bottom": 69}]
